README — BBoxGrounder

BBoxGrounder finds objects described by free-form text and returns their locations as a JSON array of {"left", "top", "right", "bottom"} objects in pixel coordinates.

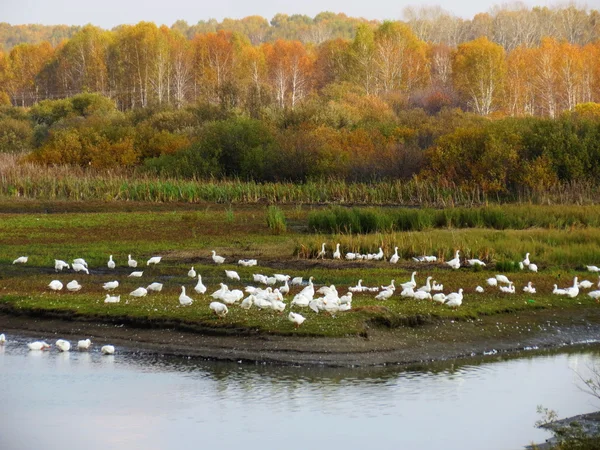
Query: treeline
[
  {"left": 1, "top": 9, "right": 600, "bottom": 118},
  {"left": 2, "top": 93, "right": 600, "bottom": 195}
]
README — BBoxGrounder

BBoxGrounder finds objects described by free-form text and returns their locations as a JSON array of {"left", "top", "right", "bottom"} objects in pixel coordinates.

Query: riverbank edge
[{"left": 2, "top": 305, "right": 600, "bottom": 367}]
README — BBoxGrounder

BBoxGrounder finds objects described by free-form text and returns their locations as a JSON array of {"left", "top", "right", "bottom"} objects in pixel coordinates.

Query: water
[{"left": 1, "top": 336, "right": 599, "bottom": 450}]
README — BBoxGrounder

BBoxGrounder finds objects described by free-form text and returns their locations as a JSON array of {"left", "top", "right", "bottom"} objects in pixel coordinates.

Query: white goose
[
  {"left": 104, "top": 294, "right": 120, "bottom": 303},
  {"left": 240, "top": 295, "right": 254, "bottom": 310},
  {"left": 27, "top": 341, "right": 51, "bottom": 350},
  {"left": 225, "top": 270, "right": 240, "bottom": 281},
  {"left": 333, "top": 243, "right": 341, "bottom": 260},
  {"left": 345, "top": 252, "right": 357, "bottom": 260},
  {"left": 128, "top": 254, "right": 137, "bottom": 268},
  {"left": 0, "top": 333, "right": 5, "bottom": 345},
  {"left": 147, "top": 282, "right": 163, "bottom": 292},
  {"left": 523, "top": 282, "right": 536, "bottom": 294},
  {"left": 73, "top": 258, "right": 88, "bottom": 268},
  {"left": 147, "top": 256, "right": 162, "bottom": 266},
  {"left": 446, "top": 251, "right": 461, "bottom": 269},
  {"left": 101, "top": 345, "right": 115, "bottom": 355},
  {"left": 486, "top": 277, "right": 498, "bottom": 286},
  {"left": 238, "top": 259, "right": 257, "bottom": 267},
  {"left": 475, "top": 286, "right": 484, "bottom": 293},
  {"left": 279, "top": 280, "right": 290, "bottom": 295},
  {"left": 588, "top": 290, "right": 600, "bottom": 300},
  {"left": 55, "top": 339, "right": 71, "bottom": 352},
  {"left": 401, "top": 272, "right": 417, "bottom": 290},
  {"left": 288, "top": 312, "right": 306, "bottom": 328},
  {"left": 432, "top": 281, "right": 444, "bottom": 291},
  {"left": 210, "top": 302, "right": 228, "bottom": 317},
  {"left": 179, "top": 286, "right": 193, "bottom": 306},
  {"left": 467, "top": 259, "right": 486, "bottom": 267},
  {"left": 553, "top": 284, "right": 568, "bottom": 295},
  {"left": 586, "top": 265, "right": 600, "bottom": 272},
  {"left": 417, "top": 276, "right": 433, "bottom": 293},
  {"left": 54, "top": 259, "right": 70, "bottom": 272},
  {"left": 72, "top": 263, "right": 89, "bottom": 274},
  {"left": 375, "top": 289, "right": 394, "bottom": 300},
  {"left": 107, "top": 255, "right": 116, "bottom": 269},
  {"left": 290, "top": 277, "right": 303, "bottom": 286},
  {"left": 128, "top": 271, "right": 143, "bottom": 277},
  {"left": 211, "top": 251, "right": 225, "bottom": 264},
  {"left": 445, "top": 289, "right": 464, "bottom": 308},
  {"left": 48, "top": 280, "right": 63, "bottom": 291},
  {"left": 188, "top": 266, "right": 197, "bottom": 278},
  {"left": 389, "top": 247, "right": 399, "bottom": 264},
  {"left": 499, "top": 282, "right": 515, "bottom": 294},
  {"left": 103, "top": 280, "right": 119, "bottom": 291},
  {"left": 495, "top": 274, "right": 510, "bottom": 284},
  {"left": 432, "top": 293, "right": 447, "bottom": 304},
  {"left": 413, "top": 290, "right": 432, "bottom": 300},
  {"left": 565, "top": 277, "right": 580, "bottom": 298},
  {"left": 529, "top": 264, "right": 538, "bottom": 272},
  {"left": 77, "top": 339, "right": 92, "bottom": 350},
  {"left": 12, "top": 256, "right": 28, "bottom": 264},
  {"left": 578, "top": 280, "right": 594, "bottom": 289},
  {"left": 194, "top": 275, "right": 207, "bottom": 294},
  {"left": 66, "top": 280, "right": 82, "bottom": 292},
  {"left": 130, "top": 287, "right": 148, "bottom": 297},
  {"left": 317, "top": 243, "right": 326, "bottom": 259},
  {"left": 522, "top": 253, "right": 531, "bottom": 266}
]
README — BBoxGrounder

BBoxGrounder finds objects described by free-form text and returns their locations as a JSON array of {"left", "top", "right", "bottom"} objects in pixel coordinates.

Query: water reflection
[{"left": 1, "top": 335, "right": 599, "bottom": 450}]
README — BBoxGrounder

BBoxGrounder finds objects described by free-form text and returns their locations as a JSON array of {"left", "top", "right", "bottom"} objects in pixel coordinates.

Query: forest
[{"left": 1, "top": 5, "right": 600, "bottom": 197}]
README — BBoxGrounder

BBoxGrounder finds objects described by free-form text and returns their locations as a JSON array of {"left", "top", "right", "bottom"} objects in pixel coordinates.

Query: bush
[
  {"left": 266, "top": 206, "right": 287, "bottom": 234},
  {"left": 0, "top": 117, "right": 32, "bottom": 153}
]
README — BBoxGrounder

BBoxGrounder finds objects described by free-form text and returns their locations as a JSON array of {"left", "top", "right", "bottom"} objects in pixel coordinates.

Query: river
[{"left": 1, "top": 335, "right": 599, "bottom": 450}]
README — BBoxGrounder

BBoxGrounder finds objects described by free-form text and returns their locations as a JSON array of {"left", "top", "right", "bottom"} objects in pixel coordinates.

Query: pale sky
[{"left": 1, "top": 0, "right": 584, "bottom": 28}]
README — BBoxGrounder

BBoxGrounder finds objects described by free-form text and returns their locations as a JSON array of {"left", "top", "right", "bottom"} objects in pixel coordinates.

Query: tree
[
  {"left": 264, "top": 40, "right": 312, "bottom": 109},
  {"left": 6, "top": 42, "right": 54, "bottom": 106},
  {"left": 452, "top": 37, "right": 506, "bottom": 115}
]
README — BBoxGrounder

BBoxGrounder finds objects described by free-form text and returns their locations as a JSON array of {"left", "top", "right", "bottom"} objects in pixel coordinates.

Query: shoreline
[{"left": 2, "top": 307, "right": 600, "bottom": 367}]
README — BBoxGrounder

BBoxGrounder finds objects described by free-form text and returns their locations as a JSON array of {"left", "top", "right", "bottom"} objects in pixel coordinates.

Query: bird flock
[{"left": 6, "top": 246, "right": 600, "bottom": 350}]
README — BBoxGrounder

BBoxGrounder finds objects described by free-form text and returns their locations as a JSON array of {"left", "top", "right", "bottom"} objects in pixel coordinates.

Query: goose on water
[
  {"left": 77, "top": 339, "right": 92, "bottom": 350},
  {"left": 27, "top": 341, "right": 51, "bottom": 351},
  {"left": 101, "top": 345, "right": 115, "bottom": 355},
  {"left": 55, "top": 339, "right": 71, "bottom": 352}
]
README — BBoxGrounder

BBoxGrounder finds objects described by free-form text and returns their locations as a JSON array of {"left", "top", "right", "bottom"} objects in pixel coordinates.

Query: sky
[{"left": 0, "top": 0, "right": 582, "bottom": 28}]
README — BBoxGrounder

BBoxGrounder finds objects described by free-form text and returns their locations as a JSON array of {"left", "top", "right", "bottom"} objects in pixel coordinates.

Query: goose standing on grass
[
  {"left": 128, "top": 254, "right": 137, "bottom": 268},
  {"left": 241, "top": 295, "right": 254, "bottom": 310},
  {"left": 486, "top": 277, "right": 498, "bottom": 286},
  {"left": 55, "top": 339, "right": 71, "bottom": 352},
  {"left": 389, "top": 247, "right": 399, "bottom": 264},
  {"left": 565, "top": 277, "right": 580, "bottom": 298},
  {"left": 211, "top": 251, "right": 225, "bottom": 264},
  {"left": 129, "top": 287, "right": 148, "bottom": 297},
  {"left": 290, "top": 277, "right": 303, "bottom": 286},
  {"left": 210, "top": 302, "right": 229, "bottom": 318},
  {"left": 54, "top": 260, "right": 70, "bottom": 272},
  {"left": 188, "top": 266, "right": 197, "bottom": 278},
  {"left": 104, "top": 294, "right": 120, "bottom": 303},
  {"left": 495, "top": 274, "right": 510, "bottom": 284},
  {"left": 375, "top": 289, "right": 394, "bottom": 300},
  {"left": 48, "top": 280, "right": 63, "bottom": 291},
  {"left": 523, "top": 282, "right": 536, "bottom": 294},
  {"left": 179, "top": 286, "right": 193, "bottom": 306},
  {"left": 103, "top": 281, "right": 119, "bottom": 291},
  {"left": 432, "top": 293, "right": 447, "bottom": 304},
  {"left": 589, "top": 290, "right": 600, "bottom": 300},
  {"left": 413, "top": 291, "right": 432, "bottom": 300},
  {"left": 446, "top": 251, "right": 461, "bottom": 270},
  {"left": 578, "top": 279, "right": 594, "bottom": 289},
  {"left": 101, "top": 345, "right": 115, "bottom": 355},
  {"left": 66, "top": 280, "right": 82, "bottom": 292},
  {"left": 12, "top": 256, "right": 28, "bottom": 264},
  {"left": 522, "top": 253, "right": 531, "bottom": 267},
  {"left": 401, "top": 272, "right": 417, "bottom": 290},
  {"left": 147, "top": 256, "right": 162, "bottom": 266},
  {"left": 27, "top": 341, "right": 51, "bottom": 351},
  {"left": 0, "top": 333, "right": 5, "bottom": 345},
  {"left": 317, "top": 243, "right": 326, "bottom": 259},
  {"left": 373, "top": 248, "right": 385, "bottom": 261},
  {"left": 445, "top": 289, "right": 464, "bottom": 308},
  {"left": 467, "top": 259, "right": 486, "bottom": 267},
  {"left": 288, "top": 312, "right": 306, "bottom": 328},
  {"left": 72, "top": 263, "right": 89, "bottom": 274},
  {"left": 225, "top": 270, "right": 240, "bottom": 281},
  {"left": 333, "top": 244, "right": 341, "bottom": 260},
  {"left": 77, "top": 339, "right": 92, "bottom": 350},
  {"left": 586, "top": 265, "right": 600, "bottom": 272},
  {"left": 107, "top": 255, "right": 116, "bottom": 269},
  {"left": 381, "top": 280, "right": 396, "bottom": 291},
  {"left": 499, "top": 282, "right": 516, "bottom": 294},
  {"left": 529, "top": 263, "right": 538, "bottom": 273},
  {"left": 73, "top": 258, "right": 88, "bottom": 268},
  {"left": 417, "top": 276, "right": 433, "bottom": 293},
  {"left": 147, "top": 282, "right": 163, "bottom": 292},
  {"left": 279, "top": 280, "right": 290, "bottom": 295},
  {"left": 194, "top": 275, "right": 207, "bottom": 294},
  {"left": 432, "top": 281, "right": 444, "bottom": 291},
  {"left": 129, "top": 271, "right": 143, "bottom": 278}
]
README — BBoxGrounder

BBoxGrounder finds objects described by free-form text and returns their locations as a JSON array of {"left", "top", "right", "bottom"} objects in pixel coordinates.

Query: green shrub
[{"left": 266, "top": 206, "right": 287, "bottom": 234}]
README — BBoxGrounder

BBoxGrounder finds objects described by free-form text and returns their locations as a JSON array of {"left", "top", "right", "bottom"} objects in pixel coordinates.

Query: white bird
[
  {"left": 0, "top": 333, "right": 5, "bottom": 345},
  {"left": 54, "top": 259, "right": 70, "bottom": 272},
  {"left": 375, "top": 289, "right": 394, "bottom": 300},
  {"left": 107, "top": 255, "right": 115, "bottom": 269},
  {"left": 279, "top": 280, "right": 290, "bottom": 295},
  {"left": 373, "top": 248, "right": 385, "bottom": 261},
  {"left": 401, "top": 272, "right": 417, "bottom": 290},
  {"left": 333, "top": 243, "right": 341, "bottom": 259},
  {"left": 432, "top": 281, "right": 444, "bottom": 291},
  {"left": 241, "top": 295, "right": 254, "bottom": 310},
  {"left": 272, "top": 274, "right": 289, "bottom": 282},
  {"left": 179, "top": 286, "right": 193, "bottom": 306},
  {"left": 290, "top": 277, "right": 303, "bottom": 286},
  {"left": 446, "top": 250, "right": 461, "bottom": 269},
  {"left": 588, "top": 290, "right": 600, "bottom": 300},
  {"left": 101, "top": 345, "right": 115, "bottom": 355},
  {"left": 578, "top": 280, "right": 594, "bottom": 289},
  {"left": 55, "top": 339, "right": 71, "bottom": 352},
  {"left": 210, "top": 302, "right": 228, "bottom": 317},
  {"left": 432, "top": 293, "right": 447, "bottom": 304},
  {"left": 417, "top": 276, "right": 433, "bottom": 293},
  {"left": 72, "top": 263, "right": 89, "bottom": 274},
  {"left": 147, "top": 256, "right": 162, "bottom": 266},
  {"left": 238, "top": 259, "right": 257, "bottom": 267},
  {"left": 188, "top": 266, "right": 197, "bottom": 278},
  {"left": 103, "top": 280, "right": 119, "bottom": 291},
  {"left": 77, "top": 339, "right": 92, "bottom": 350},
  {"left": 73, "top": 258, "right": 88, "bottom": 268},
  {"left": 499, "top": 282, "right": 515, "bottom": 294},
  {"left": 130, "top": 287, "right": 148, "bottom": 297},
  {"left": 467, "top": 259, "right": 486, "bottom": 267},
  {"left": 522, "top": 253, "right": 531, "bottom": 266},
  {"left": 586, "top": 265, "right": 600, "bottom": 272},
  {"left": 400, "top": 286, "right": 415, "bottom": 298},
  {"left": 128, "top": 271, "right": 143, "bottom": 277},
  {"left": 389, "top": 247, "right": 399, "bottom": 264},
  {"left": 48, "top": 280, "right": 63, "bottom": 291},
  {"left": 486, "top": 277, "right": 498, "bottom": 287},
  {"left": 349, "top": 279, "right": 365, "bottom": 293},
  {"left": 211, "top": 251, "right": 225, "bottom": 264},
  {"left": 495, "top": 274, "right": 510, "bottom": 284},
  {"left": 475, "top": 286, "right": 484, "bottom": 293},
  {"left": 339, "top": 292, "right": 353, "bottom": 304},
  {"left": 523, "top": 282, "right": 536, "bottom": 294},
  {"left": 12, "top": 256, "right": 28, "bottom": 264},
  {"left": 194, "top": 275, "right": 207, "bottom": 294},
  {"left": 345, "top": 252, "right": 357, "bottom": 260},
  {"left": 225, "top": 270, "right": 240, "bottom": 281},
  {"left": 104, "top": 294, "right": 120, "bottom": 303},
  {"left": 316, "top": 243, "right": 326, "bottom": 259},
  {"left": 528, "top": 263, "right": 538, "bottom": 273},
  {"left": 445, "top": 289, "right": 464, "bottom": 308},
  {"left": 288, "top": 312, "right": 306, "bottom": 328},
  {"left": 291, "top": 293, "right": 311, "bottom": 307},
  {"left": 27, "top": 341, "right": 51, "bottom": 351},
  {"left": 66, "top": 280, "right": 82, "bottom": 292},
  {"left": 565, "top": 277, "right": 580, "bottom": 298},
  {"left": 128, "top": 254, "right": 137, "bottom": 268},
  {"left": 553, "top": 284, "right": 568, "bottom": 295},
  {"left": 413, "top": 290, "right": 431, "bottom": 300},
  {"left": 381, "top": 280, "right": 396, "bottom": 291},
  {"left": 147, "top": 282, "right": 163, "bottom": 292}
]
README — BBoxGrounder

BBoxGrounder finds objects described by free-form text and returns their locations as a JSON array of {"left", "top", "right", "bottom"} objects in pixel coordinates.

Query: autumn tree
[
  {"left": 452, "top": 37, "right": 506, "bottom": 115},
  {"left": 6, "top": 42, "right": 54, "bottom": 106}
]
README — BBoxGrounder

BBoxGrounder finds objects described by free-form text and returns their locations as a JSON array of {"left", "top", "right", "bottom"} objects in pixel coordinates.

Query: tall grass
[
  {"left": 308, "top": 206, "right": 600, "bottom": 233},
  {"left": 2, "top": 154, "right": 600, "bottom": 205},
  {"left": 266, "top": 206, "right": 287, "bottom": 234}
]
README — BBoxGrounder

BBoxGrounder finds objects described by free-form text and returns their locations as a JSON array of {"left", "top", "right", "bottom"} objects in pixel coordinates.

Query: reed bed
[{"left": 2, "top": 154, "right": 600, "bottom": 205}]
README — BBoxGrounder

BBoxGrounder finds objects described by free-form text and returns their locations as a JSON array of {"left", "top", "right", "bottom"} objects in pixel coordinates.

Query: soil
[{"left": 2, "top": 305, "right": 600, "bottom": 367}]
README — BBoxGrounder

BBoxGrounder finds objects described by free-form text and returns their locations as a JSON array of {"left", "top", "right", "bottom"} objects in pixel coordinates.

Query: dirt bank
[{"left": 2, "top": 306, "right": 600, "bottom": 367}]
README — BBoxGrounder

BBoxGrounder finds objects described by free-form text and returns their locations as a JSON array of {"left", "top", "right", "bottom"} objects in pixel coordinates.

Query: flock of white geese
[{"left": 5, "top": 247, "right": 600, "bottom": 354}]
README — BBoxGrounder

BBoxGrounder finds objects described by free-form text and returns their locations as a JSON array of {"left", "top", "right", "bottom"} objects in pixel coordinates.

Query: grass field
[{"left": 1, "top": 200, "right": 599, "bottom": 338}]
